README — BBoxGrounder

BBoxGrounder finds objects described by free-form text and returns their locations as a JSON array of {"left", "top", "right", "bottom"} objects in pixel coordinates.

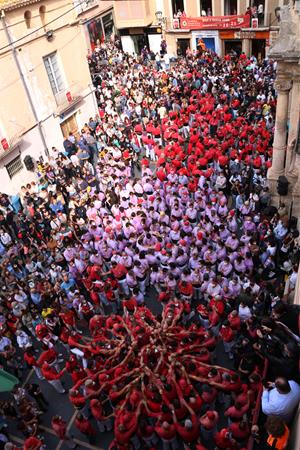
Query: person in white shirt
[
  {"left": 238, "top": 301, "right": 252, "bottom": 322},
  {"left": 0, "top": 229, "right": 12, "bottom": 246},
  {"left": 262, "top": 378, "right": 300, "bottom": 423},
  {"left": 164, "top": 53, "right": 170, "bottom": 70},
  {"left": 16, "top": 330, "right": 32, "bottom": 350}
]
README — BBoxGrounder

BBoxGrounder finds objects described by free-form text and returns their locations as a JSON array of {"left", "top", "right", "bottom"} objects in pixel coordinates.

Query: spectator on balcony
[
  {"left": 245, "top": 7, "right": 252, "bottom": 18},
  {"left": 262, "top": 378, "right": 300, "bottom": 423},
  {"left": 258, "top": 3, "right": 264, "bottom": 24}
]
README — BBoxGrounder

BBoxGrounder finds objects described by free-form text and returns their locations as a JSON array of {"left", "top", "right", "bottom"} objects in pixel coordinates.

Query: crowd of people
[{"left": 0, "top": 41, "right": 299, "bottom": 450}]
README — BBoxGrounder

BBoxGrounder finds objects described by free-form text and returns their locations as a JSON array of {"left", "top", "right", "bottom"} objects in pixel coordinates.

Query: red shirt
[
  {"left": 229, "top": 422, "right": 250, "bottom": 440},
  {"left": 214, "top": 429, "right": 237, "bottom": 449},
  {"left": 175, "top": 414, "right": 199, "bottom": 442},
  {"left": 37, "top": 348, "right": 57, "bottom": 366},
  {"left": 220, "top": 326, "right": 234, "bottom": 343},
  {"left": 90, "top": 399, "right": 105, "bottom": 421},
  {"left": 52, "top": 418, "right": 67, "bottom": 439},
  {"left": 41, "top": 365, "right": 64, "bottom": 381},
  {"left": 111, "top": 264, "right": 127, "bottom": 280},
  {"left": 24, "top": 352, "right": 37, "bottom": 367},
  {"left": 69, "top": 393, "right": 86, "bottom": 408},
  {"left": 75, "top": 417, "right": 95, "bottom": 435},
  {"left": 225, "top": 403, "right": 249, "bottom": 419},
  {"left": 24, "top": 436, "right": 43, "bottom": 450},
  {"left": 155, "top": 423, "right": 176, "bottom": 441}
]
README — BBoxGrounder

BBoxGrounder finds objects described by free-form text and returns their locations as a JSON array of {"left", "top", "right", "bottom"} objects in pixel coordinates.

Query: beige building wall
[
  {"left": 0, "top": 0, "right": 108, "bottom": 193},
  {"left": 213, "top": 0, "right": 223, "bottom": 16},
  {"left": 114, "top": 0, "right": 154, "bottom": 28}
]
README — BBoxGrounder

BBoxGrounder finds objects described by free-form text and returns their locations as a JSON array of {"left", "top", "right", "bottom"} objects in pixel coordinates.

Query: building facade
[
  {"left": 267, "top": 1, "right": 300, "bottom": 222},
  {"left": 0, "top": 0, "right": 115, "bottom": 194},
  {"left": 117, "top": 0, "right": 281, "bottom": 59}
]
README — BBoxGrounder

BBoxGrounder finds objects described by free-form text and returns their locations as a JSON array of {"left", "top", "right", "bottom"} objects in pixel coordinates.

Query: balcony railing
[
  {"left": 54, "top": 83, "right": 84, "bottom": 115},
  {"left": 73, "top": 0, "right": 97, "bottom": 16},
  {"left": 0, "top": 129, "right": 24, "bottom": 159}
]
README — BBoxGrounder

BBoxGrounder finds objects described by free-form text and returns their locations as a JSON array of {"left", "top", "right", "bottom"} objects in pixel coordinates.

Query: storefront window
[
  {"left": 102, "top": 13, "right": 114, "bottom": 40},
  {"left": 87, "top": 18, "right": 104, "bottom": 50}
]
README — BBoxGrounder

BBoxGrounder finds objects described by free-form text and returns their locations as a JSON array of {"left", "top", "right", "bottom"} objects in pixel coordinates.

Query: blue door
[{"left": 202, "top": 37, "right": 215, "bottom": 51}]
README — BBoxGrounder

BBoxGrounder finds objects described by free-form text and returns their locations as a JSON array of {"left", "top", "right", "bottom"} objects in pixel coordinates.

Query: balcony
[
  {"left": 54, "top": 83, "right": 84, "bottom": 117},
  {"left": 0, "top": 130, "right": 24, "bottom": 160},
  {"left": 73, "top": 0, "right": 97, "bottom": 17}
]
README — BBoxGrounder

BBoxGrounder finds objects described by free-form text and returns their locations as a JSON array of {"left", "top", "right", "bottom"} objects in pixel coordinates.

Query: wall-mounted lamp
[{"left": 46, "top": 30, "right": 54, "bottom": 41}]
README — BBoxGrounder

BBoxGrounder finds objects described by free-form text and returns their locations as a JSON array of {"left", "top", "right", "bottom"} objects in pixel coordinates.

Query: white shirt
[
  {"left": 17, "top": 332, "right": 31, "bottom": 349},
  {"left": 0, "top": 233, "right": 12, "bottom": 246},
  {"left": 262, "top": 381, "right": 300, "bottom": 422},
  {"left": 238, "top": 305, "right": 252, "bottom": 322},
  {"left": 0, "top": 336, "right": 11, "bottom": 352}
]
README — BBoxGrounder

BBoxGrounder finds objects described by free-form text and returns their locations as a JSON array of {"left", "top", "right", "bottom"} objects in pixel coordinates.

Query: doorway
[
  {"left": 251, "top": 39, "right": 266, "bottom": 60},
  {"left": 131, "top": 34, "right": 148, "bottom": 54},
  {"left": 177, "top": 38, "right": 190, "bottom": 56},
  {"left": 224, "top": 39, "right": 242, "bottom": 56},
  {"left": 60, "top": 114, "right": 78, "bottom": 139}
]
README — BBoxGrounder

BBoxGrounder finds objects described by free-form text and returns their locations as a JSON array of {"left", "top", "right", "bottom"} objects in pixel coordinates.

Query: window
[
  {"left": 171, "top": 0, "right": 184, "bottom": 17},
  {"left": 102, "top": 13, "right": 114, "bottom": 40},
  {"left": 6, "top": 155, "right": 23, "bottom": 179},
  {"left": 200, "top": 0, "right": 212, "bottom": 16},
  {"left": 39, "top": 5, "right": 46, "bottom": 27},
  {"left": 43, "top": 52, "right": 65, "bottom": 95},
  {"left": 224, "top": 0, "right": 237, "bottom": 15},
  {"left": 24, "top": 10, "right": 31, "bottom": 29}
]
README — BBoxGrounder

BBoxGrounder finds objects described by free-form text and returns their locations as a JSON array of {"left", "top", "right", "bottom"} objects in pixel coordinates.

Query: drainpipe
[{"left": 1, "top": 9, "right": 49, "bottom": 157}]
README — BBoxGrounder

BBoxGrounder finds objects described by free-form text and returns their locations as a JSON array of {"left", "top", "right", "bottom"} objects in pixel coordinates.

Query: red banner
[{"left": 180, "top": 15, "right": 251, "bottom": 30}]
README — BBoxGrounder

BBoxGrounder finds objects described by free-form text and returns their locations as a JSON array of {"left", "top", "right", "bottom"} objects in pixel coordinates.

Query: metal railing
[
  {"left": 54, "top": 82, "right": 84, "bottom": 109},
  {"left": 0, "top": 129, "right": 24, "bottom": 158},
  {"left": 73, "top": 0, "right": 97, "bottom": 16}
]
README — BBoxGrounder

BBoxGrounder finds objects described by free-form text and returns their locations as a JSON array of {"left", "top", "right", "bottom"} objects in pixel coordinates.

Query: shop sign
[
  {"left": 180, "top": 15, "right": 250, "bottom": 30},
  {"left": 234, "top": 31, "right": 256, "bottom": 39}
]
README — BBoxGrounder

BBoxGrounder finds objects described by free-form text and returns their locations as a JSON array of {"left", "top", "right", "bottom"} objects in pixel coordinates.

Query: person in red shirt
[
  {"left": 109, "top": 262, "right": 129, "bottom": 295},
  {"left": 114, "top": 405, "right": 140, "bottom": 448},
  {"left": 219, "top": 321, "right": 235, "bottom": 360},
  {"left": 228, "top": 310, "right": 241, "bottom": 331},
  {"left": 23, "top": 349, "right": 44, "bottom": 380},
  {"left": 224, "top": 398, "right": 250, "bottom": 423},
  {"left": 37, "top": 347, "right": 60, "bottom": 371},
  {"left": 75, "top": 413, "right": 96, "bottom": 444},
  {"left": 214, "top": 428, "right": 238, "bottom": 450},
  {"left": 154, "top": 420, "right": 178, "bottom": 448},
  {"left": 41, "top": 362, "right": 66, "bottom": 394},
  {"left": 200, "top": 410, "right": 219, "bottom": 442},
  {"left": 90, "top": 398, "right": 113, "bottom": 432},
  {"left": 23, "top": 436, "right": 43, "bottom": 450},
  {"left": 229, "top": 420, "right": 250, "bottom": 443},
  {"left": 178, "top": 280, "right": 193, "bottom": 302},
  {"left": 173, "top": 404, "right": 200, "bottom": 444},
  {"left": 51, "top": 415, "right": 76, "bottom": 448}
]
